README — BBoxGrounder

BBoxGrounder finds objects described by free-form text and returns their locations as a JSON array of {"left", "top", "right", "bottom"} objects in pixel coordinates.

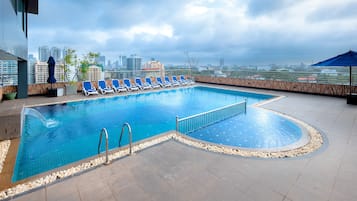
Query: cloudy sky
[{"left": 29, "top": 0, "right": 357, "bottom": 65}]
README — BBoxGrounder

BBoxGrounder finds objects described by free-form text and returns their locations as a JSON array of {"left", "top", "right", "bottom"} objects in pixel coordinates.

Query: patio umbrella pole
[{"left": 350, "top": 65, "right": 352, "bottom": 95}]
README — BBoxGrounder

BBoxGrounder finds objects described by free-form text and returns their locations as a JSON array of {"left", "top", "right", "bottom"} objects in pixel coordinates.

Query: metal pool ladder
[
  {"left": 98, "top": 128, "right": 110, "bottom": 165},
  {"left": 119, "top": 122, "right": 133, "bottom": 155}
]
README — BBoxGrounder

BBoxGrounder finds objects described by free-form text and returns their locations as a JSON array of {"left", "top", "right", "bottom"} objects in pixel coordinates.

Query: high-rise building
[
  {"left": 127, "top": 55, "right": 141, "bottom": 71},
  {"left": 87, "top": 65, "right": 102, "bottom": 81},
  {"left": 0, "top": 60, "right": 18, "bottom": 86},
  {"left": 28, "top": 54, "right": 37, "bottom": 84},
  {"left": 38, "top": 46, "right": 50, "bottom": 62},
  {"left": 50, "top": 47, "right": 62, "bottom": 62},
  {"left": 62, "top": 47, "right": 69, "bottom": 60},
  {"left": 118, "top": 55, "right": 127, "bottom": 68},
  {"left": 219, "top": 58, "right": 224, "bottom": 68},
  {"left": 142, "top": 59, "right": 165, "bottom": 78},
  {"left": 95, "top": 55, "right": 106, "bottom": 68},
  {"left": 34, "top": 61, "right": 65, "bottom": 83}
]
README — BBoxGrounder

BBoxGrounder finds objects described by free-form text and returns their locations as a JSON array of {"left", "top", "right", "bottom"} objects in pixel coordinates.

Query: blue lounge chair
[
  {"left": 135, "top": 77, "right": 151, "bottom": 90},
  {"left": 156, "top": 77, "right": 171, "bottom": 87},
  {"left": 98, "top": 80, "right": 114, "bottom": 94},
  {"left": 111, "top": 79, "right": 127, "bottom": 93},
  {"left": 167, "top": 76, "right": 179, "bottom": 87},
  {"left": 180, "top": 75, "right": 195, "bottom": 85},
  {"left": 82, "top": 81, "right": 99, "bottom": 96},
  {"left": 173, "top": 75, "right": 185, "bottom": 85},
  {"left": 145, "top": 77, "right": 160, "bottom": 89},
  {"left": 123, "top": 78, "right": 139, "bottom": 91}
]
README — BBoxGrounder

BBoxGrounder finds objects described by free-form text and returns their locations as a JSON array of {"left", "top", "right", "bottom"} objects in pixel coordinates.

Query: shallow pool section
[
  {"left": 187, "top": 108, "right": 302, "bottom": 149},
  {"left": 13, "top": 86, "right": 298, "bottom": 181}
]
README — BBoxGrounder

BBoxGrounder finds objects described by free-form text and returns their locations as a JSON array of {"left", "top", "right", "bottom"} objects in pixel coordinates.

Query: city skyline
[{"left": 28, "top": 0, "right": 357, "bottom": 65}]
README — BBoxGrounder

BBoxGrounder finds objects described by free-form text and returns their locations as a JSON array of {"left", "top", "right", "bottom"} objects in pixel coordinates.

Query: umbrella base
[
  {"left": 347, "top": 94, "right": 357, "bottom": 105},
  {"left": 47, "top": 88, "right": 57, "bottom": 97}
]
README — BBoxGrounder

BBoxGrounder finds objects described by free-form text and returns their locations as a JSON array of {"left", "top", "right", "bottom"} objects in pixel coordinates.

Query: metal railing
[
  {"left": 98, "top": 128, "right": 110, "bottom": 165},
  {"left": 119, "top": 122, "right": 133, "bottom": 155},
  {"left": 28, "top": 69, "right": 194, "bottom": 84},
  {"left": 176, "top": 100, "right": 246, "bottom": 134},
  {"left": 97, "top": 123, "right": 134, "bottom": 165},
  {"left": 193, "top": 69, "right": 357, "bottom": 86}
]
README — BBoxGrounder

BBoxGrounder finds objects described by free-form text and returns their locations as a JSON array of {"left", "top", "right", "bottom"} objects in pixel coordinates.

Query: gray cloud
[{"left": 28, "top": 0, "right": 357, "bottom": 65}]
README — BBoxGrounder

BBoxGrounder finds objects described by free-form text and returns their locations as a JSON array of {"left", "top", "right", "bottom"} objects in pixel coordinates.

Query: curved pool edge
[
  {"left": 174, "top": 113, "right": 323, "bottom": 158},
  {"left": 174, "top": 95, "right": 324, "bottom": 158}
]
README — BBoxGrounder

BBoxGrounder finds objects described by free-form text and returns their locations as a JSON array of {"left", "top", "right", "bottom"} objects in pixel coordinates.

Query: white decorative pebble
[{"left": 0, "top": 140, "right": 10, "bottom": 174}]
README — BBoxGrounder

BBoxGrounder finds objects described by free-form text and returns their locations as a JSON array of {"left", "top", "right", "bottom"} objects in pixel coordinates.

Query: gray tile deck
[{"left": 2, "top": 85, "right": 357, "bottom": 201}]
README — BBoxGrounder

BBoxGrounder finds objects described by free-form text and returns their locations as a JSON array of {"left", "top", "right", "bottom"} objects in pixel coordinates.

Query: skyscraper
[
  {"left": 127, "top": 55, "right": 141, "bottom": 71},
  {"left": 219, "top": 58, "right": 224, "bottom": 68},
  {"left": 50, "top": 47, "right": 62, "bottom": 62},
  {"left": 28, "top": 54, "right": 37, "bottom": 84},
  {"left": 95, "top": 55, "right": 106, "bottom": 68},
  {"left": 118, "top": 55, "right": 127, "bottom": 68},
  {"left": 38, "top": 46, "right": 50, "bottom": 62}
]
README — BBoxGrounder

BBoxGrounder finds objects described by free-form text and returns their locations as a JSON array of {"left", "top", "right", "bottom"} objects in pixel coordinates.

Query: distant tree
[
  {"left": 63, "top": 48, "right": 79, "bottom": 83},
  {"left": 79, "top": 52, "right": 100, "bottom": 80}
]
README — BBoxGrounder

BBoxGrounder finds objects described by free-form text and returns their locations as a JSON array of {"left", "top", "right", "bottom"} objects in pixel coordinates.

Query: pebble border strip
[
  {"left": 0, "top": 134, "right": 174, "bottom": 200},
  {"left": 174, "top": 110, "right": 323, "bottom": 158},
  {"left": 0, "top": 140, "right": 10, "bottom": 174}
]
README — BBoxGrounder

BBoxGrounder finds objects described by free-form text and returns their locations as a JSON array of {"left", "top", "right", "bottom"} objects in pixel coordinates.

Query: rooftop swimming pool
[{"left": 13, "top": 86, "right": 303, "bottom": 181}]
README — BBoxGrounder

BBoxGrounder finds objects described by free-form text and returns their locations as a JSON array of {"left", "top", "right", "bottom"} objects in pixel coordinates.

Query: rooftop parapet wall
[{"left": 195, "top": 76, "right": 356, "bottom": 97}]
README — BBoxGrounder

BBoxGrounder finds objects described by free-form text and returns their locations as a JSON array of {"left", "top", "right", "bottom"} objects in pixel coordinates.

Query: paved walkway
[{"left": 4, "top": 86, "right": 357, "bottom": 201}]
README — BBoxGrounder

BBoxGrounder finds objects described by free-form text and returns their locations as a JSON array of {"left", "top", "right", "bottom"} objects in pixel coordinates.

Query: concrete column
[{"left": 17, "top": 60, "right": 28, "bottom": 98}]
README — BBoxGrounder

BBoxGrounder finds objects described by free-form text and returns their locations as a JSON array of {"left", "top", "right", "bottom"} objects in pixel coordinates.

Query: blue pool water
[{"left": 13, "top": 86, "right": 302, "bottom": 181}]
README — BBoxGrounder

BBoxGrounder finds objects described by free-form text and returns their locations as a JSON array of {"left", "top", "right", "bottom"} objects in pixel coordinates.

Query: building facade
[
  {"left": 87, "top": 65, "right": 102, "bottom": 81},
  {"left": 50, "top": 47, "right": 62, "bottom": 62},
  {"left": 0, "top": 60, "right": 18, "bottom": 86},
  {"left": 127, "top": 55, "right": 142, "bottom": 71},
  {"left": 34, "top": 61, "right": 65, "bottom": 83},
  {"left": 38, "top": 46, "right": 50, "bottom": 62},
  {"left": 142, "top": 59, "right": 165, "bottom": 78},
  {"left": 0, "top": 0, "right": 38, "bottom": 98},
  {"left": 95, "top": 55, "right": 106, "bottom": 69}
]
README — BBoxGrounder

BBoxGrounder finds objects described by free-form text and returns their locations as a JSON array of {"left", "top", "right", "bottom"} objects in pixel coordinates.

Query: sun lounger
[
  {"left": 98, "top": 80, "right": 114, "bottom": 94},
  {"left": 123, "top": 78, "right": 139, "bottom": 91},
  {"left": 157, "top": 77, "right": 171, "bottom": 87},
  {"left": 180, "top": 75, "right": 195, "bottom": 85},
  {"left": 111, "top": 79, "right": 127, "bottom": 93},
  {"left": 135, "top": 77, "right": 151, "bottom": 90},
  {"left": 82, "top": 81, "right": 99, "bottom": 96},
  {"left": 173, "top": 75, "right": 186, "bottom": 85},
  {"left": 168, "top": 76, "right": 180, "bottom": 87},
  {"left": 145, "top": 77, "right": 161, "bottom": 89}
]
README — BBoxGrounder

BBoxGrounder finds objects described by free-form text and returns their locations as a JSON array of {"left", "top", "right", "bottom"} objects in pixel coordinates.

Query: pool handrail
[
  {"left": 98, "top": 128, "right": 110, "bottom": 165},
  {"left": 119, "top": 122, "right": 133, "bottom": 155}
]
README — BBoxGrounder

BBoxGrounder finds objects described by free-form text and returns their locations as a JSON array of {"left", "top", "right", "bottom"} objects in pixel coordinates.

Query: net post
[
  {"left": 176, "top": 116, "right": 179, "bottom": 133},
  {"left": 244, "top": 98, "right": 247, "bottom": 114}
]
